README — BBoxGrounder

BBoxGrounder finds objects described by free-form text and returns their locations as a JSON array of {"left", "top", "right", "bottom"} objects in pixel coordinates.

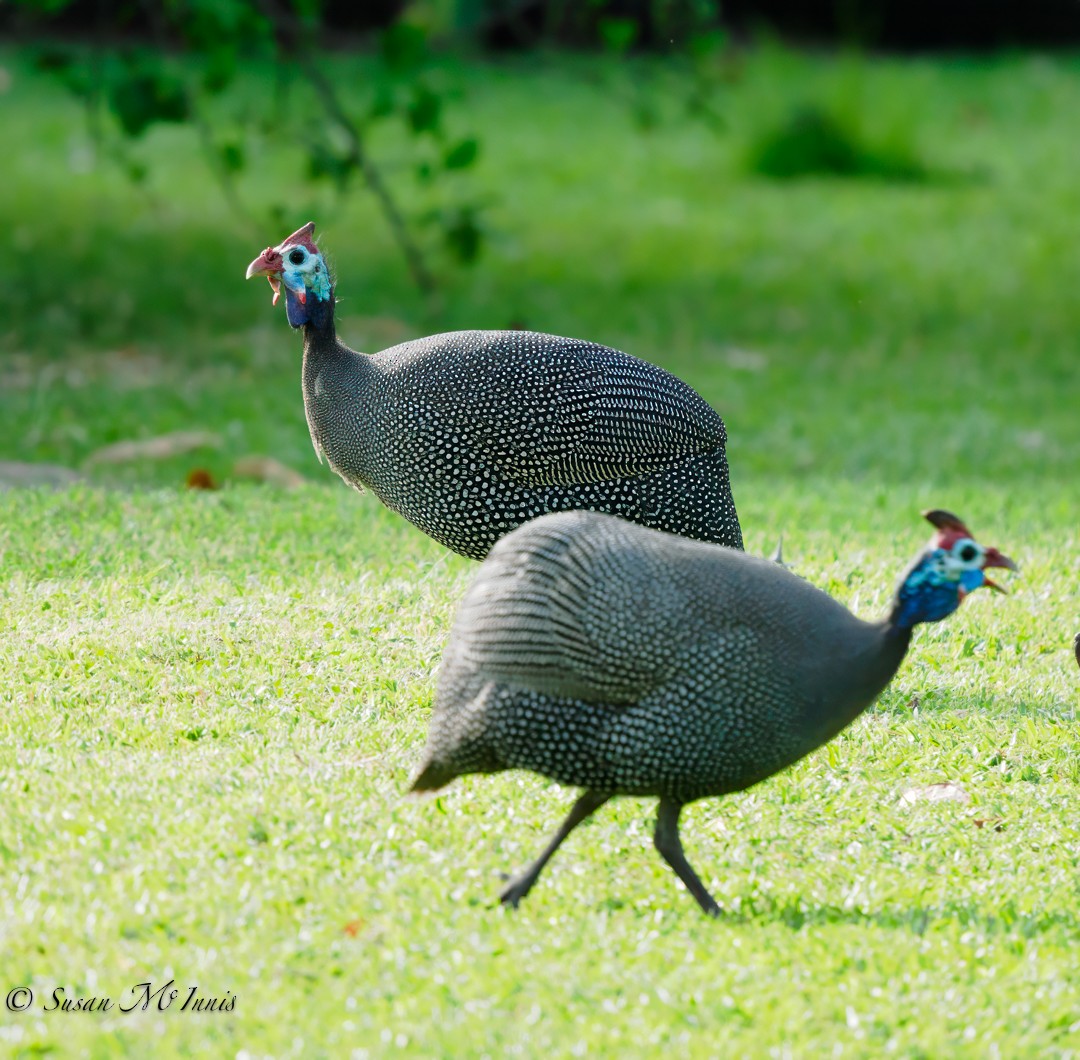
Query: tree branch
[{"left": 254, "top": 0, "right": 437, "bottom": 294}]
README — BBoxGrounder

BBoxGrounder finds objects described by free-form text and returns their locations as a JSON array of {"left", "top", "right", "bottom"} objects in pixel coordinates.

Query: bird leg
[
  {"left": 500, "top": 790, "right": 612, "bottom": 908},
  {"left": 654, "top": 798, "right": 721, "bottom": 917}
]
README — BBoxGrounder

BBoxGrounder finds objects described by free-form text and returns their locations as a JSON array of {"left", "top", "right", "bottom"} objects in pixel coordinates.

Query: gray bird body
[
  {"left": 412, "top": 507, "right": 1012, "bottom": 914},
  {"left": 302, "top": 326, "right": 742, "bottom": 560},
  {"left": 415, "top": 510, "right": 908, "bottom": 804}
]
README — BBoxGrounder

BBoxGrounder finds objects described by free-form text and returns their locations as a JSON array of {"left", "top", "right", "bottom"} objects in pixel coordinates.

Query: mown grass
[{"left": 2, "top": 43, "right": 1079, "bottom": 1057}]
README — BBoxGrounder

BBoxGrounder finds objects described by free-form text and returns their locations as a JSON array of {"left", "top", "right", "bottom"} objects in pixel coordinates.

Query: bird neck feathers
[
  {"left": 286, "top": 282, "right": 335, "bottom": 334},
  {"left": 888, "top": 551, "right": 965, "bottom": 631}
]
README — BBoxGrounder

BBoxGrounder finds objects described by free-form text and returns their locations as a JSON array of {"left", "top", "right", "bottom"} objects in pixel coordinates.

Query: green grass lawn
[{"left": 2, "top": 44, "right": 1080, "bottom": 1057}]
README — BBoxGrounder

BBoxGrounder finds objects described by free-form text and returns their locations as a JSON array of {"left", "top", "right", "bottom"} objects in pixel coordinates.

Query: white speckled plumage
[
  {"left": 303, "top": 328, "right": 743, "bottom": 559},
  {"left": 249, "top": 224, "right": 742, "bottom": 559},
  {"left": 418, "top": 510, "right": 903, "bottom": 804},
  {"left": 412, "top": 509, "right": 1012, "bottom": 914}
]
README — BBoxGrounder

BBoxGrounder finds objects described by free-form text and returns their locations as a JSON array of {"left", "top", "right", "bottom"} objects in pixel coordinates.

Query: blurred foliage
[
  {"left": 16, "top": 0, "right": 488, "bottom": 292},
  {"left": 5, "top": 43, "right": 1079, "bottom": 486},
  {"left": 453, "top": 0, "right": 732, "bottom": 133},
  {"left": 449, "top": 0, "right": 722, "bottom": 48},
  {"left": 747, "top": 104, "right": 930, "bottom": 182},
  {"left": 12, "top": 0, "right": 734, "bottom": 290}
]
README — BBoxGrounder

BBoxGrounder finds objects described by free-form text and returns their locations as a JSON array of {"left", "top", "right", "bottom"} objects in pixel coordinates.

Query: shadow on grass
[
  {"left": 746, "top": 897, "right": 1079, "bottom": 936},
  {"left": 593, "top": 893, "right": 1080, "bottom": 937}
]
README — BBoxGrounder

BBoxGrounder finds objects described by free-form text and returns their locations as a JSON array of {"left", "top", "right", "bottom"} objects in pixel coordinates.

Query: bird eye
[
  {"left": 958, "top": 543, "right": 978, "bottom": 563},
  {"left": 289, "top": 248, "right": 306, "bottom": 265}
]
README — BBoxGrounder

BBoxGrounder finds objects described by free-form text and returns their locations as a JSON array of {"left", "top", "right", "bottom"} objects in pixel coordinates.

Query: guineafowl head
[
  {"left": 246, "top": 222, "right": 333, "bottom": 330},
  {"left": 890, "top": 509, "right": 1017, "bottom": 630}
]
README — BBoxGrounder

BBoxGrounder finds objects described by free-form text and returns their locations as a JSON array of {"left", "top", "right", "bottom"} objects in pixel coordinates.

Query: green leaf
[
  {"left": 443, "top": 138, "right": 479, "bottom": 171},
  {"left": 202, "top": 48, "right": 237, "bottom": 95},
  {"left": 369, "top": 88, "right": 396, "bottom": 121},
  {"left": 407, "top": 86, "right": 442, "bottom": 135},
  {"left": 443, "top": 207, "right": 483, "bottom": 264},
  {"left": 381, "top": 23, "right": 428, "bottom": 71},
  {"left": 218, "top": 140, "right": 245, "bottom": 174},
  {"left": 108, "top": 68, "right": 190, "bottom": 138},
  {"left": 34, "top": 46, "right": 91, "bottom": 98}
]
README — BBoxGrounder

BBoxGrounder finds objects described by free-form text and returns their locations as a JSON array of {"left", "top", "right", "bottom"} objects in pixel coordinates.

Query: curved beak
[
  {"left": 981, "top": 547, "right": 1019, "bottom": 594},
  {"left": 246, "top": 246, "right": 284, "bottom": 305},
  {"left": 246, "top": 245, "right": 281, "bottom": 279}
]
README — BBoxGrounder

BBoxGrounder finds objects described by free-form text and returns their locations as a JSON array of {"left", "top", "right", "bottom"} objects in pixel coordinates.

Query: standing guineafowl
[
  {"left": 246, "top": 223, "right": 742, "bottom": 559},
  {"left": 411, "top": 508, "right": 1016, "bottom": 915}
]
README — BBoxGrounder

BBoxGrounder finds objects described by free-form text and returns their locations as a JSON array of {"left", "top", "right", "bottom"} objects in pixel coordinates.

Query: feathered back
[{"left": 438, "top": 510, "right": 882, "bottom": 712}]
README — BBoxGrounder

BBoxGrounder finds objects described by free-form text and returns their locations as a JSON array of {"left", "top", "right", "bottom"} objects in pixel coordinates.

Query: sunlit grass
[{"left": 2, "top": 484, "right": 1078, "bottom": 1056}]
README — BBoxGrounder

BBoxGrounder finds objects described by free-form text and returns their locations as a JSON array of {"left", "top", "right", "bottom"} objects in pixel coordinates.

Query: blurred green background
[
  {"left": 3, "top": 1, "right": 1078, "bottom": 498},
  {"left": 3, "top": 3, "right": 1080, "bottom": 1056}
]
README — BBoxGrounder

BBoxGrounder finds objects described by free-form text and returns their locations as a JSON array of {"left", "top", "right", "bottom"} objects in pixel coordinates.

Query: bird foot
[{"left": 498, "top": 876, "right": 533, "bottom": 908}]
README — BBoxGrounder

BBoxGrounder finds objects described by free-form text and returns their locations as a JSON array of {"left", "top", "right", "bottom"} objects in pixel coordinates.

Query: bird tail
[{"left": 409, "top": 758, "right": 457, "bottom": 793}]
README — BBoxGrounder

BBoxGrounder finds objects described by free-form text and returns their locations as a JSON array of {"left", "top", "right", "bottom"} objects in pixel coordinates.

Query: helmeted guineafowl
[
  {"left": 411, "top": 508, "right": 1016, "bottom": 915},
  {"left": 246, "top": 223, "right": 742, "bottom": 560}
]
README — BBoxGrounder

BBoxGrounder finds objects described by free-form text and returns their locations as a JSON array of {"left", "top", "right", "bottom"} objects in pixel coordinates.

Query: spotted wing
[{"left": 380, "top": 331, "right": 727, "bottom": 488}]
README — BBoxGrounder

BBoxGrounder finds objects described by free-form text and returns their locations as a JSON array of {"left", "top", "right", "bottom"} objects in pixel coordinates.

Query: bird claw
[{"left": 498, "top": 879, "right": 529, "bottom": 908}]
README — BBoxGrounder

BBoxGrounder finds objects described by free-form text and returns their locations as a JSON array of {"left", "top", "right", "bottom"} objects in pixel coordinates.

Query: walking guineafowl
[
  {"left": 411, "top": 508, "right": 1016, "bottom": 915},
  {"left": 246, "top": 223, "right": 742, "bottom": 560}
]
